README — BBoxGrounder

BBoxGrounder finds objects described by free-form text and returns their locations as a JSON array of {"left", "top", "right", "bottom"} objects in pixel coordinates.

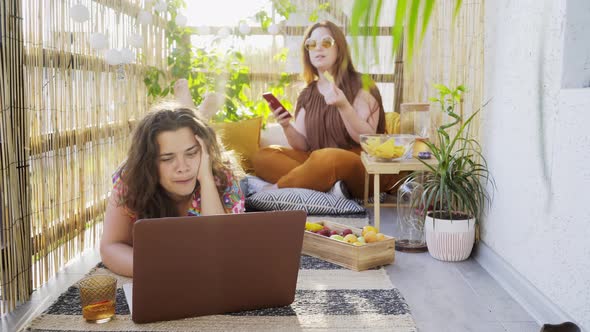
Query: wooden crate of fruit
[{"left": 302, "top": 220, "right": 395, "bottom": 271}]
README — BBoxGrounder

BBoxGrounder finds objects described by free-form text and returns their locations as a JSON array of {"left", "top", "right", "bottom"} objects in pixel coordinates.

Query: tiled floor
[
  {"left": 2, "top": 207, "right": 540, "bottom": 332},
  {"left": 377, "top": 207, "right": 540, "bottom": 332}
]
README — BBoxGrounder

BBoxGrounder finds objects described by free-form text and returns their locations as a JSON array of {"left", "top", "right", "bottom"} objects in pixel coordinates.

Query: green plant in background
[
  {"left": 399, "top": 84, "right": 494, "bottom": 221},
  {"left": 255, "top": 1, "right": 330, "bottom": 31},
  {"left": 143, "top": 0, "right": 293, "bottom": 125},
  {"left": 144, "top": 0, "right": 343, "bottom": 124},
  {"left": 270, "top": 0, "right": 297, "bottom": 19},
  {"left": 309, "top": 3, "right": 331, "bottom": 23},
  {"left": 254, "top": 10, "right": 274, "bottom": 31}
]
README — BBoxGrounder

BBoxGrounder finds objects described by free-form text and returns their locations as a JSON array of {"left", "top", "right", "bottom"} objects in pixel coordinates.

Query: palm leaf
[
  {"left": 350, "top": 0, "right": 371, "bottom": 60},
  {"left": 350, "top": 0, "right": 463, "bottom": 65},
  {"left": 420, "top": 0, "right": 435, "bottom": 43},
  {"left": 453, "top": 0, "right": 463, "bottom": 24},
  {"left": 371, "top": 0, "right": 383, "bottom": 63},
  {"left": 392, "top": 0, "right": 407, "bottom": 55},
  {"left": 406, "top": 0, "right": 421, "bottom": 64}
]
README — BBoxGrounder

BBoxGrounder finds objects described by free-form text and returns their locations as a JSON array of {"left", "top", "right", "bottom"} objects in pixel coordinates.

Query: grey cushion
[{"left": 246, "top": 188, "right": 366, "bottom": 215}]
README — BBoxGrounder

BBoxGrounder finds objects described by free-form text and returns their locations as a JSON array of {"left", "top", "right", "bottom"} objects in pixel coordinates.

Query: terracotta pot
[{"left": 424, "top": 212, "right": 475, "bottom": 261}]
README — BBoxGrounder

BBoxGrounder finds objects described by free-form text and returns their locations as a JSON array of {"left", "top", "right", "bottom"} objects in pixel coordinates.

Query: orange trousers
[{"left": 252, "top": 146, "right": 400, "bottom": 199}]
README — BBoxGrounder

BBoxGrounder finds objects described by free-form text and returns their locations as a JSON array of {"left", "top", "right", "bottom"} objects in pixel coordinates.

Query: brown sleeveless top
[{"left": 295, "top": 81, "right": 359, "bottom": 150}]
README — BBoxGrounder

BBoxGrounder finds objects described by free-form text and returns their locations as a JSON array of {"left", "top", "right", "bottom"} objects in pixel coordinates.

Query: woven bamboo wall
[
  {"left": 0, "top": 0, "right": 167, "bottom": 314},
  {"left": 403, "top": 0, "right": 485, "bottom": 138},
  {"left": 0, "top": 0, "right": 32, "bottom": 315}
]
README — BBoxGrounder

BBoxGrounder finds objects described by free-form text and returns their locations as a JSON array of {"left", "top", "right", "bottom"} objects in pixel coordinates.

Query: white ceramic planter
[{"left": 424, "top": 213, "right": 475, "bottom": 261}]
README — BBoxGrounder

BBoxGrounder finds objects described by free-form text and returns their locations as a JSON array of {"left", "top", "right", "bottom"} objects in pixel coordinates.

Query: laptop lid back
[{"left": 132, "top": 210, "right": 306, "bottom": 323}]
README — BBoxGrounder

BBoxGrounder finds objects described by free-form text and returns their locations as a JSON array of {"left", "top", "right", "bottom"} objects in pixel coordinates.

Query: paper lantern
[
  {"left": 104, "top": 49, "right": 122, "bottom": 66},
  {"left": 128, "top": 33, "right": 143, "bottom": 48},
  {"left": 238, "top": 23, "right": 251, "bottom": 35},
  {"left": 138, "top": 11, "right": 153, "bottom": 25},
  {"left": 154, "top": 1, "right": 167, "bottom": 13},
  {"left": 120, "top": 48, "right": 135, "bottom": 64},
  {"left": 89, "top": 33, "right": 108, "bottom": 50},
  {"left": 69, "top": 4, "right": 89, "bottom": 23},
  {"left": 268, "top": 23, "right": 280, "bottom": 35},
  {"left": 176, "top": 14, "right": 187, "bottom": 27},
  {"left": 217, "top": 27, "right": 230, "bottom": 38}
]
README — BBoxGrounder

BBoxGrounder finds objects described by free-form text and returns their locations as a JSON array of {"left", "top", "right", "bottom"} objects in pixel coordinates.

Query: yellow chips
[
  {"left": 324, "top": 71, "right": 335, "bottom": 83},
  {"left": 361, "top": 137, "right": 406, "bottom": 159}
]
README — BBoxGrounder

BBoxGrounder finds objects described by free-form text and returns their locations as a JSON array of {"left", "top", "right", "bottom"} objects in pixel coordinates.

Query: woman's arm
[
  {"left": 195, "top": 135, "right": 226, "bottom": 215},
  {"left": 267, "top": 102, "right": 310, "bottom": 151},
  {"left": 199, "top": 176, "right": 226, "bottom": 215},
  {"left": 322, "top": 85, "right": 380, "bottom": 143},
  {"left": 283, "top": 108, "right": 310, "bottom": 151},
  {"left": 100, "top": 192, "right": 134, "bottom": 277},
  {"left": 336, "top": 90, "right": 380, "bottom": 142}
]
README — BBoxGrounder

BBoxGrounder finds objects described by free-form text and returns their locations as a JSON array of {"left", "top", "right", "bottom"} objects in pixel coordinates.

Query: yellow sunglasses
[{"left": 304, "top": 36, "right": 335, "bottom": 51}]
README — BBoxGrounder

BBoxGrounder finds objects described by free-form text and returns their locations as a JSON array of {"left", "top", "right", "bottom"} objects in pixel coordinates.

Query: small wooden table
[{"left": 360, "top": 152, "right": 437, "bottom": 231}]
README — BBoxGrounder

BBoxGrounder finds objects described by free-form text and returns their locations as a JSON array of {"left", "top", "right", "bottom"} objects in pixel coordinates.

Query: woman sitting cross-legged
[
  {"left": 251, "top": 20, "right": 398, "bottom": 199},
  {"left": 100, "top": 102, "right": 245, "bottom": 277}
]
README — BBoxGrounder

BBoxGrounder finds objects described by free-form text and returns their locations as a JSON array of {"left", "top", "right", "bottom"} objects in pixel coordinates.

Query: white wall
[
  {"left": 562, "top": 0, "right": 590, "bottom": 88},
  {"left": 482, "top": 0, "right": 590, "bottom": 330}
]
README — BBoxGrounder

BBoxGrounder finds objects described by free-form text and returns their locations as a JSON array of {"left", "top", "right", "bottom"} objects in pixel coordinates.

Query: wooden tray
[{"left": 302, "top": 220, "right": 395, "bottom": 271}]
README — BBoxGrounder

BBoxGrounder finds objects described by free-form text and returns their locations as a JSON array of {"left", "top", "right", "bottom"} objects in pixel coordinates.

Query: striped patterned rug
[{"left": 26, "top": 255, "right": 416, "bottom": 332}]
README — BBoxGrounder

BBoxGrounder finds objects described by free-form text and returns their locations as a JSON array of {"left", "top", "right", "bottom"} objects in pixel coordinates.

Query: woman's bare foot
[
  {"left": 198, "top": 92, "right": 224, "bottom": 120},
  {"left": 174, "top": 79, "right": 195, "bottom": 108},
  {"left": 247, "top": 176, "right": 278, "bottom": 195},
  {"left": 263, "top": 183, "right": 278, "bottom": 191},
  {"left": 174, "top": 79, "right": 223, "bottom": 120}
]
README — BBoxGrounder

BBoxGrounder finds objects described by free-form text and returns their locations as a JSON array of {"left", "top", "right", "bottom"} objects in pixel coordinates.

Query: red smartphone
[{"left": 262, "top": 92, "right": 292, "bottom": 118}]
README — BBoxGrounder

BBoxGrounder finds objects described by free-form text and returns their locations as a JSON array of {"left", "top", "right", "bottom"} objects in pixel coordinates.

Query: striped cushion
[{"left": 246, "top": 188, "right": 366, "bottom": 215}]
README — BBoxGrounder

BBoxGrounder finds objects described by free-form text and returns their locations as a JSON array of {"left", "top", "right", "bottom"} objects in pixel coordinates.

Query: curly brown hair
[
  {"left": 301, "top": 20, "right": 385, "bottom": 134},
  {"left": 119, "top": 102, "right": 235, "bottom": 218}
]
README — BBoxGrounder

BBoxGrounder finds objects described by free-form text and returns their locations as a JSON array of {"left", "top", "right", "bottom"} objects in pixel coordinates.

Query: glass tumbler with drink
[{"left": 78, "top": 275, "right": 117, "bottom": 323}]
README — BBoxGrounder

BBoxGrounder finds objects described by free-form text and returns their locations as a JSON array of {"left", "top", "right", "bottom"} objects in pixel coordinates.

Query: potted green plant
[{"left": 399, "top": 84, "right": 494, "bottom": 261}]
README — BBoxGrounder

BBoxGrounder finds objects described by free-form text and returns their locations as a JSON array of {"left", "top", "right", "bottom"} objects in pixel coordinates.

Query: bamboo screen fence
[
  {"left": 0, "top": 0, "right": 484, "bottom": 315},
  {"left": 1, "top": 0, "right": 31, "bottom": 315},
  {"left": 402, "top": 0, "right": 485, "bottom": 139},
  {"left": 185, "top": 0, "right": 402, "bottom": 114},
  {"left": 0, "top": 0, "right": 167, "bottom": 314}
]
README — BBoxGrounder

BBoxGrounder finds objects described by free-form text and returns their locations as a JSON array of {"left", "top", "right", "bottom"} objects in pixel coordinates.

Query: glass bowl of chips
[{"left": 360, "top": 134, "right": 416, "bottom": 162}]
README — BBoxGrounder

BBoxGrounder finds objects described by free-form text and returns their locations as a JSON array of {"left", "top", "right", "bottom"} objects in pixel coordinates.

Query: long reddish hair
[{"left": 301, "top": 20, "right": 385, "bottom": 133}]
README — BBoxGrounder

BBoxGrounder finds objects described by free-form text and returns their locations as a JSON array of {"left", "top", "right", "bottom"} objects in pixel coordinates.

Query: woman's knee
[
  {"left": 309, "top": 148, "right": 361, "bottom": 166},
  {"left": 252, "top": 146, "right": 283, "bottom": 169}
]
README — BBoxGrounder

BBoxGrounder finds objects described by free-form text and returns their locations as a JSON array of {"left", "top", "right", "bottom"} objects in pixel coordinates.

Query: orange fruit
[
  {"left": 362, "top": 225, "right": 378, "bottom": 237},
  {"left": 364, "top": 230, "right": 378, "bottom": 243}
]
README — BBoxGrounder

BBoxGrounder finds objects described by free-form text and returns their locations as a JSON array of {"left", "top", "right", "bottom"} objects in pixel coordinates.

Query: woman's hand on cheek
[{"left": 194, "top": 135, "right": 214, "bottom": 182}]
